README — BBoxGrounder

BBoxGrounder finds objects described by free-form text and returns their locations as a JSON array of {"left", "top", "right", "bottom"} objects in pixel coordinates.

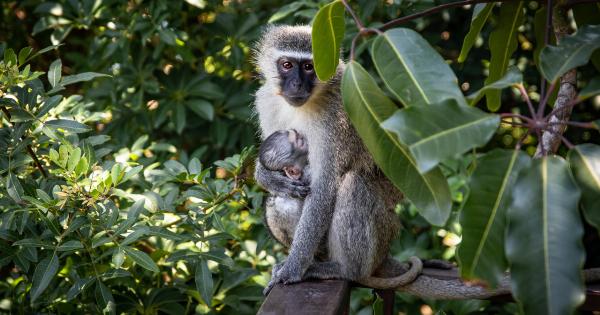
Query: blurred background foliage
[{"left": 0, "top": 0, "right": 597, "bottom": 314}]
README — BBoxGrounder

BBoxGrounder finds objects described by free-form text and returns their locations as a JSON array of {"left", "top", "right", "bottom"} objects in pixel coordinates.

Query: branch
[
  {"left": 1, "top": 105, "right": 47, "bottom": 177},
  {"left": 534, "top": 5, "right": 577, "bottom": 158},
  {"left": 380, "top": 0, "right": 514, "bottom": 31}
]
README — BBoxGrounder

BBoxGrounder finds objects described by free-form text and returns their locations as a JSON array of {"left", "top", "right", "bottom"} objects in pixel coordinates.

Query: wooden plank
[{"left": 258, "top": 280, "right": 350, "bottom": 315}]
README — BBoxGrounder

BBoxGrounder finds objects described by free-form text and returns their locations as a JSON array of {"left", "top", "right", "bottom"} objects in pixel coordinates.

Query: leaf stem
[
  {"left": 516, "top": 84, "right": 536, "bottom": 118},
  {"left": 1, "top": 105, "right": 47, "bottom": 177}
]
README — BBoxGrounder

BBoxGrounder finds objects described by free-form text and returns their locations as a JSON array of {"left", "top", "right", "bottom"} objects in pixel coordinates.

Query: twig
[
  {"left": 380, "top": 0, "right": 514, "bottom": 31},
  {"left": 540, "top": 0, "right": 553, "bottom": 98},
  {"left": 516, "top": 84, "right": 536, "bottom": 118},
  {"left": 499, "top": 113, "right": 534, "bottom": 122},
  {"left": 537, "top": 80, "right": 557, "bottom": 118},
  {"left": 341, "top": 0, "right": 365, "bottom": 30},
  {"left": 1, "top": 105, "right": 47, "bottom": 177}
]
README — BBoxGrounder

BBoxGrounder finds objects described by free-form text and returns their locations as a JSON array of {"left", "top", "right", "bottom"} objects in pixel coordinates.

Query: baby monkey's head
[{"left": 259, "top": 129, "right": 308, "bottom": 180}]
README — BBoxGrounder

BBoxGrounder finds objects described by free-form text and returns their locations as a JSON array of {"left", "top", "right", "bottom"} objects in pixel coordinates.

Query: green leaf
[
  {"left": 67, "top": 277, "right": 95, "bottom": 301},
  {"left": 188, "top": 158, "right": 202, "bottom": 175},
  {"left": 382, "top": 99, "right": 500, "bottom": 173},
  {"left": 61, "top": 72, "right": 110, "bottom": 86},
  {"left": 572, "top": 2, "right": 600, "bottom": 71},
  {"left": 268, "top": 2, "right": 304, "bottom": 23},
  {"left": 568, "top": 144, "right": 600, "bottom": 232},
  {"left": 533, "top": 8, "right": 556, "bottom": 74},
  {"left": 4, "top": 48, "right": 17, "bottom": 65},
  {"left": 67, "top": 147, "right": 81, "bottom": 172},
  {"left": 46, "top": 119, "right": 91, "bottom": 133},
  {"left": 342, "top": 61, "right": 451, "bottom": 226},
  {"left": 540, "top": 24, "right": 600, "bottom": 82},
  {"left": 96, "top": 281, "right": 116, "bottom": 315},
  {"left": 458, "top": 3, "right": 494, "bottom": 63},
  {"left": 372, "top": 28, "right": 466, "bottom": 107},
  {"left": 485, "top": 1, "right": 524, "bottom": 111},
  {"left": 187, "top": 99, "right": 214, "bottom": 121},
  {"left": 123, "top": 247, "right": 159, "bottom": 273},
  {"left": 58, "top": 240, "right": 83, "bottom": 251},
  {"left": 579, "top": 76, "right": 600, "bottom": 100},
  {"left": 195, "top": 259, "right": 214, "bottom": 306},
  {"left": 112, "top": 248, "right": 125, "bottom": 269},
  {"left": 506, "top": 157, "right": 585, "bottom": 315},
  {"left": 18, "top": 47, "right": 33, "bottom": 66},
  {"left": 467, "top": 66, "right": 522, "bottom": 105},
  {"left": 6, "top": 173, "right": 24, "bottom": 203},
  {"left": 184, "top": 0, "right": 206, "bottom": 9},
  {"left": 200, "top": 250, "right": 234, "bottom": 268},
  {"left": 36, "top": 95, "right": 63, "bottom": 118},
  {"left": 30, "top": 253, "right": 59, "bottom": 302},
  {"left": 48, "top": 59, "right": 62, "bottom": 88},
  {"left": 311, "top": 0, "right": 345, "bottom": 81},
  {"left": 458, "top": 149, "right": 530, "bottom": 287}
]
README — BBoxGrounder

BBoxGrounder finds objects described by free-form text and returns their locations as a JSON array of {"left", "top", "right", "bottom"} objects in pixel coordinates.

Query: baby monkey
[
  {"left": 259, "top": 129, "right": 310, "bottom": 184},
  {"left": 259, "top": 129, "right": 310, "bottom": 249}
]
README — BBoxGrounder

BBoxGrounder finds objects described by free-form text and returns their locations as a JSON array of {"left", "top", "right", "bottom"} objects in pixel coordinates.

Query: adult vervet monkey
[{"left": 253, "top": 25, "right": 421, "bottom": 294}]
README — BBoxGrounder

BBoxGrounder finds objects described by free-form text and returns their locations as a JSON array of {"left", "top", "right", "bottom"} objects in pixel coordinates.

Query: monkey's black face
[{"left": 277, "top": 57, "right": 316, "bottom": 107}]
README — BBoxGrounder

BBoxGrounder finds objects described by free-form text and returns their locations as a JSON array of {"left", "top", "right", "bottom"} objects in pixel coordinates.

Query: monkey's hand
[
  {"left": 255, "top": 162, "right": 310, "bottom": 198},
  {"left": 263, "top": 260, "right": 304, "bottom": 295}
]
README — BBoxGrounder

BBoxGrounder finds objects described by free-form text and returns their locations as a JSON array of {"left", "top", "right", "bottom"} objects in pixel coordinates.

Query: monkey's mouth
[{"left": 283, "top": 94, "right": 310, "bottom": 107}]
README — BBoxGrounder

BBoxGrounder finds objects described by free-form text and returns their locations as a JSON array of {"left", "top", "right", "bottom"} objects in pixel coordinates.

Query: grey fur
[{"left": 254, "top": 25, "right": 419, "bottom": 295}]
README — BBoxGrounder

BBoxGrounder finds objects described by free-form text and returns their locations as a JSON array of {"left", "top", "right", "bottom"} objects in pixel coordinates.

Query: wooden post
[{"left": 258, "top": 280, "right": 350, "bottom": 315}]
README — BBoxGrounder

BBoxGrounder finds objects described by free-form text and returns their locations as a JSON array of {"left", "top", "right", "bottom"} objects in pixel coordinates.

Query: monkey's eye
[
  {"left": 303, "top": 63, "right": 314, "bottom": 72},
  {"left": 281, "top": 61, "right": 293, "bottom": 70}
]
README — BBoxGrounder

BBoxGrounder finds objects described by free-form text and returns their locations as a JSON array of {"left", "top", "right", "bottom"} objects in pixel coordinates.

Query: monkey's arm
[
  {"left": 255, "top": 161, "right": 310, "bottom": 198},
  {"left": 268, "top": 170, "right": 337, "bottom": 286}
]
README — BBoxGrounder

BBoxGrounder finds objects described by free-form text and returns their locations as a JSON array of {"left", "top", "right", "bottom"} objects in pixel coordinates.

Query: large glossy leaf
[
  {"left": 342, "top": 61, "right": 451, "bottom": 226},
  {"left": 572, "top": 2, "right": 600, "bottom": 71},
  {"left": 568, "top": 144, "right": 600, "bottom": 231},
  {"left": 506, "top": 157, "right": 585, "bottom": 315},
  {"left": 458, "top": 149, "right": 530, "bottom": 287},
  {"left": 467, "top": 66, "right": 522, "bottom": 105},
  {"left": 485, "top": 1, "right": 524, "bottom": 111},
  {"left": 31, "top": 253, "right": 59, "bottom": 302},
  {"left": 382, "top": 99, "right": 500, "bottom": 173},
  {"left": 540, "top": 24, "right": 600, "bottom": 82},
  {"left": 312, "top": 0, "right": 345, "bottom": 81},
  {"left": 458, "top": 3, "right": 494, "bottom": 63},
  {"left": 371, "top": 28, "right": 466, "bottom": 107},
  {"left": 195, "top": 259, "right": 213, "bottom": 306}
]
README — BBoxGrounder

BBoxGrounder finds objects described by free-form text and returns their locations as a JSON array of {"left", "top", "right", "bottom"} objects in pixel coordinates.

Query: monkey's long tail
[
  {"left": 358, "top": 256, "right": 423, "bottom": 289},
  {"left": 363, "top": 261, "right": 600, "bottom": 300}
]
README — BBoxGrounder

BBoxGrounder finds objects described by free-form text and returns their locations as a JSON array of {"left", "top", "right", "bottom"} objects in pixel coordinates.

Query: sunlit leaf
[
  {"left": 48, "top": 59, "right": 61, "bottom": 88},
  {"left": 123, "top": 247, "right": 159, "bottom": 273},
  {"left": 572, "top": 2, "right": 600, "bottom": 71},
  {"left": 312, "top": 0, "right": 345, "bottom": 81}
]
